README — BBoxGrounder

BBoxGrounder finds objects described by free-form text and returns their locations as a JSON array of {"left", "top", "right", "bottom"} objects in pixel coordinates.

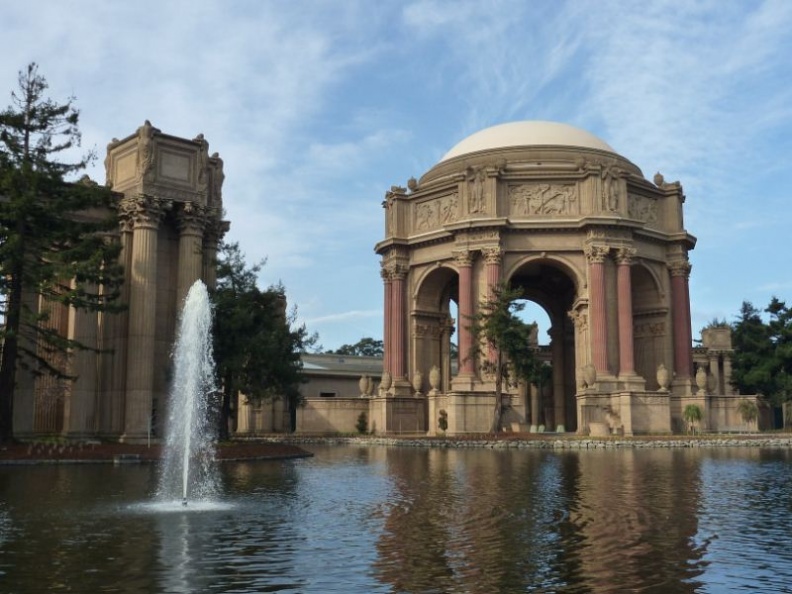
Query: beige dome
[{"left": 440, "top": 120, "right": 616, "bottom": 162}]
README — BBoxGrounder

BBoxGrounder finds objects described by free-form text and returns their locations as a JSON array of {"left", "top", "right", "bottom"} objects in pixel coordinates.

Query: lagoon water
[{"left": 1, "top": 445, "right": 791, "bottom": 593}]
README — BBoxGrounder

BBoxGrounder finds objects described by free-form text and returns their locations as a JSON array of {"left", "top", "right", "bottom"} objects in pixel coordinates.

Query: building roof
[
  {"left": 440, "top": 120, "right": 616, "bottom": 162},
  {"left": 301, "top": 353, "right": 383, "bottom": 377}
]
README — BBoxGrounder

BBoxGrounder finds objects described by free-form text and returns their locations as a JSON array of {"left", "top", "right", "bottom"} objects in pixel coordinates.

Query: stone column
[
  {"left": 103, "top": 219, "right": 133, "bottom": 435},
  {"left": 176, "top": 203, "right": 206, "bottom": 306},
  {"left": 670, "top": 260, "right": 693, "bottom": 382},
  {"left": 122, "top": 196, "right": 169, "bottom": 441},
  {"left": 455, "top": 250, "right": 476, "bottom": 377},
  {"left": 381, "top": 264, "right": 393, "bottom": 375},
  {"left": 441, "top": 315, "right": 454, "bottom": 393},
  {"left": 64, "top": 281, "right": 98, "bottom": 437},
  {"left": 615, "top": 247, "right": 637, "bottom": 377},
  {"left": 723, "top": 354, "right": 734, "bottom": 395},
  {"left": 709, "top": 352, "right": 721, "bottom": 395},
  {"left": 483, "top": 246, "right": 502, "bottom": 364},
  {"left": 202, "top": 217, "right": 228, "bottom": 291},
  {"left": 550, "top": 326, "right": 566, "bottom": 432},
  {"left": 390, "top": 264, "right": 408, "bottom": 381},
  {"left": 586, "top": 246, "right": 610, "bottom": 376}
]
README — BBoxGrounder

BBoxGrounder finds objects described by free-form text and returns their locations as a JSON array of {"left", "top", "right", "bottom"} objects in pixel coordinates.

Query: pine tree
[
  {"left": 0, "top": 64, "right": 123, "bottom": 442},
  {"left": 211, "top": 242, "right": 312, "bottom": 438},
  {"left": 468, "top": 282, "right": 542, "bottom": 433}
]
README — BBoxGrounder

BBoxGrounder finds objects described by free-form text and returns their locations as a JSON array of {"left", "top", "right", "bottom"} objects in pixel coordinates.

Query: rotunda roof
[{"left": 440, "top": 121, "right": 616, "bottom": 162}]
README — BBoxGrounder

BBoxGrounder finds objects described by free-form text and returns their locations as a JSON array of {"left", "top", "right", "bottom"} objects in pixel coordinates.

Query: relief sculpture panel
[
  {"left": 509, "top": 184, "right": 577, "bottom": 216},
  {"left": 628, "top": 194, "right": 658, "bottom": 224},
  {"left": 414, "top": 193, "right": 459, "bottom": 232}
]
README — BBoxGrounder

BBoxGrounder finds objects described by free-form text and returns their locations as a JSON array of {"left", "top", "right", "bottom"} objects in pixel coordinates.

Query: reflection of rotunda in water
[{"left": 375, "top": 120, "right": 701, "bottom": 435}]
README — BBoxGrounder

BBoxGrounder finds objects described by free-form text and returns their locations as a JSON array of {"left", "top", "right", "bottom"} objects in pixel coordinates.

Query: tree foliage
[
  {"left": 328, "top": 337, "right": 384, "bottom": 357},
  {"left": 468, "top": 282, "right": 542, "bottom": 433},
  {"left": 0, "top": 64, "right": 123, "bottom": 442},
  {"left": 211, "top": 242, "right": 312, "bottom": 438},
  {"left": 730, "top": 298, "right": 792, "bottom": 405}
]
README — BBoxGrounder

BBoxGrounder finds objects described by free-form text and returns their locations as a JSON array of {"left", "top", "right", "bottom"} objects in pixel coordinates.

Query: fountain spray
[{"left": 158, "top": 280, "right": 219, "bottom": 505}]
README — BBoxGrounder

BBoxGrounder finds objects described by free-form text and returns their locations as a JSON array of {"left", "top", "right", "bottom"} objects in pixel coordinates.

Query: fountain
[{"left": 157, "top": 280, "right": 219, "bottom": 506}]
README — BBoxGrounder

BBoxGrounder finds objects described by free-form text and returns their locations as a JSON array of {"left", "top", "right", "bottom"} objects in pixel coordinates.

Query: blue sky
[{"left": 1, "top": 0, "right": 791, "bottom": 350}]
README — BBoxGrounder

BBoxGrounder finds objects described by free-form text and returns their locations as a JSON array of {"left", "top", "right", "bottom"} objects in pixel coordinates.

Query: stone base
[
  {"left": 578, "top": 390, "right": 671, "bottom": 436},
  {"left": 369, "top": 396, "right": 426, "bottom": 435}
]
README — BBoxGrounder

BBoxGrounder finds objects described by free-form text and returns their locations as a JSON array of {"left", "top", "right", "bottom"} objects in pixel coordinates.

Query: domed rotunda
[{"left": 374, "top": 120, "right": 701, "bottom": 436}]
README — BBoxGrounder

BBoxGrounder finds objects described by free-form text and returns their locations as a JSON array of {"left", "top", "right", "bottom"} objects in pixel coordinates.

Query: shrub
[
  {"left": 355, "top": 411, "right": 368, "bottom": 434},
  {"left": 438, "top": 409, "right": 448, "bottom": 433}
]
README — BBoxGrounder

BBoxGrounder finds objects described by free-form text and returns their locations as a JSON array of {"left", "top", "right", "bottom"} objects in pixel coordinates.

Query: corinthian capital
[
  {"left": 119, "top": 195, "right": 171, "bottom": 230},
  {"left": 669, "top": 260, "right": 692, "bottom": 278},
  {"left": 482, "top": 246, "right": 503, "bottom": 265},
  {"left": 453, "top": 250, "right": 474, "bottom": 267},
  {"left": 615, "top": 247, "right": 637, "bottom": 265},
  {"left": 176, "top": 202, "right": 208, "bottom": 234},
  {"left": 584, "top": 245, "right": 610, "bottom": 264}
]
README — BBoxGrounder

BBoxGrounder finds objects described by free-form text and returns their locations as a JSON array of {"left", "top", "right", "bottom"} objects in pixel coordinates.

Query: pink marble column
[
  {"left": 390, "top": 265, "right": 407, "bottom": 380},
  {"left": 670, "top": 260, "right": 693, "bottom": 380},
  {"left": 483, "top": 246, "right": 502, "bottom": 364},
  {"left": 586, "top": 246, "right": 610, "bottom": 375},
  {"left": 456, "top": 251, "right": 476, "bottom": 376},
  {"left": 615, "top": 247, "right": 637, "bottom": 376},
  {"left": 381, "top": 264, "right": 392, "bottom": 374}
]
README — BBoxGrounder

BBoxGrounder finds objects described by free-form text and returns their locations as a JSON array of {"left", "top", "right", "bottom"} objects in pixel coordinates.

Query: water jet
[{"left": 157, "top": 280, "right": 219, "bottom": 505}]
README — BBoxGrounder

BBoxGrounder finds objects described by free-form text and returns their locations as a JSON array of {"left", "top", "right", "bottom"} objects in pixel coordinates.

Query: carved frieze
[
  {"left": 628, "top": 194, "right": 658, "bottom": 223},
  {"left": 509, "top": 183, "right": 577, "bottom": 216},
  {"left": 634, "top": 321, "right": 666, "bottom": 338},
  {"left": 414, "top": 193, "right": 459, "bottom": 232}
]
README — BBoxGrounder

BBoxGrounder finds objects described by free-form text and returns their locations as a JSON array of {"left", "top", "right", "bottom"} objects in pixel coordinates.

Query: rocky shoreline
[{"left": 261, "top": 433, "right": 792, "bottom": 450}]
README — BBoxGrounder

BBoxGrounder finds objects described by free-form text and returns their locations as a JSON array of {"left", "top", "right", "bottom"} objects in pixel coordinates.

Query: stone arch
[
  {"left": 412, "top": 265, "right": 458, "bottom": 394},
  {"left": 505, "top": 257, "right": 580, "bottom": 432},
  {"left": 631, "top": 262, "right": 668, "bottom": 390}
]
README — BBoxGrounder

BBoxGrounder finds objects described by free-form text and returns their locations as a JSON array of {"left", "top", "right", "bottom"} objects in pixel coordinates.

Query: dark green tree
[
  {"left": 328, "top": 337, "right": 384, "bottom": 357},
  {"left": 211, "top": 242, "right": 312, "bottom": 439},
  {"left": 468, "top": 282, "right": 542, "bottom": 433},
  {"left": 0, "top": 64, "right": 123, "bottom": 442},
  {"left": 730, "top": 298, "right": 792, "bottom": 406}
]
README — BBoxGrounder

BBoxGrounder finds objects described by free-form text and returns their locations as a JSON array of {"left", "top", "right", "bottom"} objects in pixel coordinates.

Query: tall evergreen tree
[
  {"left": 211, "top": 242, "right": 312, "bottom": 439},
  {"left": 0, "top": 64, "right": 123, "bottom": 442},
  {"left": 468, "top": 282, "right": 542, "bottom": 433},
  {"left": 730, "top": 298, "right": 792, "bottom": 405}
]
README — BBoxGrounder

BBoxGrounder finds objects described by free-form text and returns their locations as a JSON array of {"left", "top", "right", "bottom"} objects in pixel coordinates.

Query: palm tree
[
  {"left": 736, "top": 399, "right": 759, "bottom": 432},
  {"left": 683, "top": 404, "right": 703, "bottom": 435}
]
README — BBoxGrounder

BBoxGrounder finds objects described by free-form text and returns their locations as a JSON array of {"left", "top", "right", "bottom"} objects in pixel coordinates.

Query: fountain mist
[{"left": 158, "top": 280, "right": 219, "bottom": 504}]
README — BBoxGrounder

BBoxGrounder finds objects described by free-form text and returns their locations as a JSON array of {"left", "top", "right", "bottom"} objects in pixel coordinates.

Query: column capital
[
  {"left": 614, "top": 246, "right": 637, "bottom": 265},
  {"left": 482, "top": 245, "right": 503, "bottom": 265},
  {"left": 453, "top": 250, "right": 474, "bottom": 267},
  {"left": 669, "top": 259, "right": 692, "bottom": 278},
  {"left": 584, "top": 244, "right": 610, "bottom": 264},
  {"left": 175, "top": 202, "right": 208, "bottom": 235},
  {"left": 120, "top": 195, "right": 171, "bottom": 230},
  {"left": 381, "top": 261, "right": 407, "bottom": 281},
  {"left": 568, "top": 309, "right": 588, "bottom": 332}
]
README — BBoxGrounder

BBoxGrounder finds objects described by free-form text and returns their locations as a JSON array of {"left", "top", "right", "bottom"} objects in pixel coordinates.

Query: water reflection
[
  {"left": 0, "top": 447, "right": 791, "bottom": 593},
  {"left": 371, "top": 448, "right": 709, "bottom": 593}
]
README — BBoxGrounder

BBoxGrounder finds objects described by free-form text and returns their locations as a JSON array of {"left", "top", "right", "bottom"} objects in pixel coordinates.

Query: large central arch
[{"left": 374, "top": 121, "right": 697, "bottom": 436}]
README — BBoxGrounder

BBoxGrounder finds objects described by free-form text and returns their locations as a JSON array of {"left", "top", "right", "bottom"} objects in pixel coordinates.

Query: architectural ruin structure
[
  {"left": 13, "top": 123, "right": 228, "bottom": 442},
  {"left": 373, "top": 121, "right": 741, "bottom": 436}
]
